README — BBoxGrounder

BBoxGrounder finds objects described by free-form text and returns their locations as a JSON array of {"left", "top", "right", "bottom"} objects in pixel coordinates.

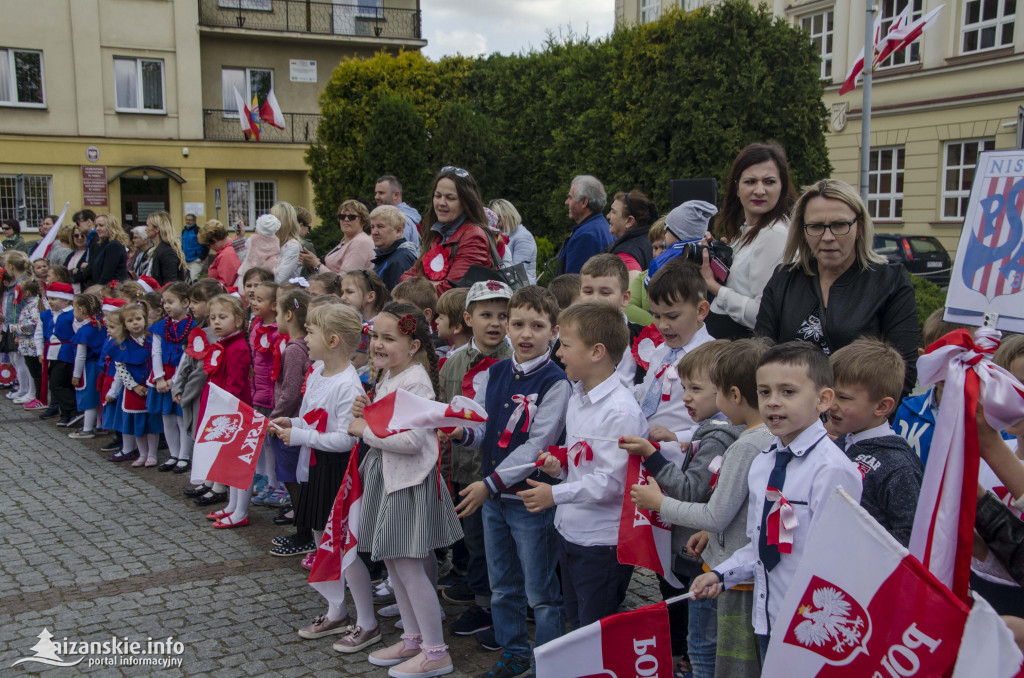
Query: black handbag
[
  {"left": 457, "top": 227, "right": 530, "bottom": 291},
  {"left": 0, "top": 330, "right": 16, "bottom": 353}
]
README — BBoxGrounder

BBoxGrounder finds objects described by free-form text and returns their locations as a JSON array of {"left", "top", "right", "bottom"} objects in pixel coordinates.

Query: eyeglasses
[
  {"left": 74, "top": 233, "right": 88, "bottom": 239},
  {"left": 440, "top": 165, "right": 471, "bottom": 178},
  {"left": 803, "top": 219, "right": 856, "bottom": 237},
  {"left": 337, "top": 213, "right": 359, "bottom": 221}
]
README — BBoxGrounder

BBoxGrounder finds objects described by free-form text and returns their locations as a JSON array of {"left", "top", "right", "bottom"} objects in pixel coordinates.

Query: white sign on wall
[
  {"left": 184, "top": 202, "right": 206, "bottom": 217},
  {"left": 289, "top": 59, "right": 317, "bottom": 83}
]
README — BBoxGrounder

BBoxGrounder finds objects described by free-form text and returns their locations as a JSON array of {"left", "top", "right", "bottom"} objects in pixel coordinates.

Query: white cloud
[{"left": 428, "top": 28, "right": 489, "bottom": 58}]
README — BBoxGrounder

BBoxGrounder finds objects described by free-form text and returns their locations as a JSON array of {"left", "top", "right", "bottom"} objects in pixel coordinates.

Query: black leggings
[{"left": 24, "top": 355, "right": 42, "bottom": 399}]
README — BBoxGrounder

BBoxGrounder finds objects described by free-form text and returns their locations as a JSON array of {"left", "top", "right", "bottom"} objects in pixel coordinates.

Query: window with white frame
[
  {"left": 942, "top": 138, "right": 996, "bottom": 219},
  {"left": 0, "top": 174, "right": 53, "bottom": 229},
  {"left": 114, "top": 57, "right": 164, "bottom": 113},
  {"left": 221, "top": 67, "right": 273, "bottom": 118},
  {"left": 868, "top": 146, "right": 905, "bottom": 221},
  {"left": 227, "top": 180, "right": 276, "bottom": 230},
  {"left": 800, "top": 10, "right": 834, "bottom": 79},
  {"left": 0, "top": 48, "right": 44, "bottom": 107},
  {"left": 641, "top": 0, "right": 661, "bottom": 23},
  {"left": 961, "top": 0, "right": 1015, "bottom": 53},
  {"left": 878, "top": 0, "right": 923, "bottom": 69}
]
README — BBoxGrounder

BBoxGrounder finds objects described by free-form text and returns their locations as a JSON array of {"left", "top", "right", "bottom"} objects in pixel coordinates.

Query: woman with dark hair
[
  {"left": 703, "top": 142, "right": 797, "bottom": 340},
  {"left": 300, "top": 199, "right": 376, "bottom": 276},
  {"left": 2, "top": 219, "right": 33, "bottom": 254},
  {"left": 398, "top": 166, "right": 496, "bottom": 294},
  {"left": 71, "top": 213, "right": 129, "bottom": 286},
  {"left": 605, "top": 190, "right": 657, "bottom": 281}
]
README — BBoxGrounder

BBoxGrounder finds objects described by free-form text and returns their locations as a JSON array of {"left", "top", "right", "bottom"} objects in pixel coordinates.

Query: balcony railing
[
  {"left": 198, "top": 0, "right": 422, "bottom": 41},
  {"left": 203, "top": 109, "right": 321, "bottom": 144}
]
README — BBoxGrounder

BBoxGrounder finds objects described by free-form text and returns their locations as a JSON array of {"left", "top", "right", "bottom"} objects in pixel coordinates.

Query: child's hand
[
  {"left": 537, "top": 451, "right": 561, "bottom": 477},
  {"left": 438, "top": 426, "right": 464, "bottom": 444},
  {"left": 275, "top": 427, "right": 292, "bottom": 445},
  {"left": 105, "top": 395, "right": 116, "bottom": 405},
  {"left": 517, "top": 479, "right": 555, "bottom": 513},
  {"left": 619, "top": 435, "right": 657, "bottom": 458},
  {"left": 631, "top": 476, "right": 664, "bottom": 512},
  {"left": 271, "top": 417, "right": 292, "bottom": 430},
  {"left": 133, "top": 384, "right": 147, "bottom": 396},
  {"left": 455, "top": 481, "right": 488, "bottom": 518},
  {"left": 347, "top": 417, "right": 367, "bottom": 437},
  {"left": 71, "top": 376, "right": 80, "bottom": 387},
  {"left": 649, "top": 426, "right": 678, "bottom": 443},
  {"left": 687, "top": 530, "right": 709, "bottom": 558},
  {"left": 352, "top": 394, "right": 370, "bottom": 418},
  {"left": 690, "top": 572, "right": 724, "bottom": 600},
  {"left": 173, "top": 393, "right": 182, "bottom": 404},
  {"left": 155, "top": 377, "right": 170, "bottom": 393}
]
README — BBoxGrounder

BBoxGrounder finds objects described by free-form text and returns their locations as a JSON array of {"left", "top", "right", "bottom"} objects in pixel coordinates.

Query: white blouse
[{"left": 710, "top": 219, "right": 789, "bottom": 329}]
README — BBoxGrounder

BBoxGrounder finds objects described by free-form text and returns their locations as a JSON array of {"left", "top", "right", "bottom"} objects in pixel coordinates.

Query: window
[
  {"left": 0, "top": 48, "right": 44, "bottom": 107},
  {"left": 114, "top": 57, "right": 164, "bottom": 113},
  {"left": 218, "top": 0, "right": 272, "bottom": 9},
  {"left": 801, "top": 10, "right": 834, "bottom": 79},
  {"left": 0, "top": 174, "right": 52, "bottom": 230},
  {"left": 221, "top": 67, "right": 273, "bottom": 118},
  {"left": 227, "top": 180, "right": 276, "bottom": 229},
  {"left": 962, "top": 0, "right": 1015, "bottom": 53},
  {"left": 641, "top": 0, "right": 661, "bottom": 23},
  {"left": 942, "top": 138, "right": 996, "bottom": 219},
  {"left": 868, "top": 146, "right": 905, "bottom": 221},
  {"left": 878, "top": 0, "right": 923, "bottom": 69}
]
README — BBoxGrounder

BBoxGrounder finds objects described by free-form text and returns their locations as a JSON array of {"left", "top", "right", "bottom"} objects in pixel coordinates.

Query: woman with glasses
[
  {"left": 755, "top": 179, "right": 919, "bottom": 396},
  {"left": 65, "top": 222, "right": 92, "bottom": 292},
  {"left": 605, "top": 190, "right": 657, "bottom": 282},
  {"left": 2, "top": 220, "right": 34, "bottom": 255},
  {"left": 145, "top": 211, "right": 187, "bottom": 285},
  {"left": 71, "top": 213, "right": 130, "bottom": 287},
  {"left": 398, "top": 166, "right": 497, "bottom": 294},
  {"left": 300, "top": 199, "right": 375, "bottom": 276}
]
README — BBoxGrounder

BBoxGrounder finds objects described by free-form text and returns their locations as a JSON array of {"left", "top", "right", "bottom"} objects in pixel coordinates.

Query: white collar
[
  {"left": 767, "top": 418, "right": 830, "bottom": 458},
  {"left": 847, "top": 422, "right": 894, "bottom": 446},
  {"left": 513, "top": 351, "right": 548, "bottom": 375}
]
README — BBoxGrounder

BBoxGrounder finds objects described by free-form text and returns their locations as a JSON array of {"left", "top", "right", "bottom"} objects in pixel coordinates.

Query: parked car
[{"left": 873, "top": 233, "right": 952, "bottom": 287}]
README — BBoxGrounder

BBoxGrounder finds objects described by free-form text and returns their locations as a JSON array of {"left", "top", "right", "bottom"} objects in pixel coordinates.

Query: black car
[{"left": 873, "top": 233, "right": 952, "bottom": 287}]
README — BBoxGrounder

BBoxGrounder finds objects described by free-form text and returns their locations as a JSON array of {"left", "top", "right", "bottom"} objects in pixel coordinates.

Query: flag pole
[{"left": 860, "top": 3, "right": 876, "bottom": 204}]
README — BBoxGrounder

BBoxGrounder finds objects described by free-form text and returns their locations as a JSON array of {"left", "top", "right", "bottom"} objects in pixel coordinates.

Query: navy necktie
[{"left": 758, "top": 449, "right": 794, "bottom": 572}]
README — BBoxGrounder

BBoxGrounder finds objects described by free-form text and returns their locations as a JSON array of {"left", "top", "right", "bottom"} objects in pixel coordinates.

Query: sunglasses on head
[
  {"left": 337, "top": 213, "right": 359, "bottom": 221},
  {"left": 440, "top": 165, "right": 471, "bottom": 178}
]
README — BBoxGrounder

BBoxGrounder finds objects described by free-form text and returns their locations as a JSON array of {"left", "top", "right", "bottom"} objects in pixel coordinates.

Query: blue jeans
[
  {"left": 482, "top": 498, "right": 564, "bottom": 659},
  {"left": 758, "top": 633, "right": 770, "bottom": 665},
  {"left": 688, "top": 596, "right": 718, "bottom": 678},
  {"left": 454, "top": 482, "right": 491, "bottom": 605}
]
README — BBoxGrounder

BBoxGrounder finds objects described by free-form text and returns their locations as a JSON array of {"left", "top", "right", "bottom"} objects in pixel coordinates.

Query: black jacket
[
  {"left": 373, "top": 238, "right": 418, "bottom": 289},
  {"left": 149, "top": 241, "right": 186, "bottom": 285},
  {"left": 845, "top": 435, "right": 923, "bottom": 547},
  {"left": 604, "top": 223, "right": 654, "bottom": 272},
  {"left": 72, "top": 239, "right": 127, "bottom": 287},
  {"left": 976, "top": 491, "right": 1024, "bottom": 588},
  {"left": 754, "top": 261, "right": 919, "bottom": 397}
]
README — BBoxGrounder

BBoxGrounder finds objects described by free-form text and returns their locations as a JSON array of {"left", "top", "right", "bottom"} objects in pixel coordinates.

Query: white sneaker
[
  {"left": 13, "top": 394, "right": 34, "bottom": 404},
  {"left": 379, "top": 604, "right": 401, "bottom": 618},
  {"left": 5, "top": 391, "right": 18, "bottom": 400}
]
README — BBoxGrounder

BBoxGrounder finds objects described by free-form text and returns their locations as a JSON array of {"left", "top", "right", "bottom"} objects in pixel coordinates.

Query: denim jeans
[
  {"left": 482, "top": 498, "right": 564, "bottom": 659},
  {"left": 556, "top": 535, "right": 634, "bottom": 628},
  {"left": 758, "top": 633, "right": 770, "bottom": 665},
  {"left": 688, "top": 596, "right": 718, "bottom": 678}
]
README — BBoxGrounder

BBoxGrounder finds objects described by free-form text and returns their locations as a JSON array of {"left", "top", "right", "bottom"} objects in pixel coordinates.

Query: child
[
  {"left": 2, "top": 251, "right": 32, "bottom": 403},
  {"left": 107, "top": 299, "right": 164, "bottom": 466},
  {"left": 235, "top": 214, "right": 283, "bottom": 287},
  {"left": 438, "top": 281, "right": 515, "bottom": 618},
  {"left": 392, "top": 277, "right": 438, "bottom": 325},
  {"left": 275, "top": 303, "right": 365, "bottom": 641},
  {"left": 690, "top": 342, "right": 863, "bottom": 658},
  {"left": 548, "top": 273, "right": 580, "bottom": 311},
  {"left": 645, "top": 200, "right": 718, "bottom": 286},
  {"left": 579, "top": 254, "right": 647, "bottom": 386},
  {"left": 99, "top": 298, "right": 128, "bottom": 459},
  {"left": 16, "top": 277, "right": 46, "bottom": 410},
  {"left": 47, "top": 264, "right": 73, "bottom": 286},
  {"left": 241, "top": 267, "right": 274, "bottom": 313},
  {"left": 308, "top": 271, "right": 342, "bottom": 297},
  {"left": 248, "top": 281, "right": 287, "bottom": 508},
  {"left": 144, "top": 292, "right": 164, "bottom": 325},
  {"left": 630, "top": 338, "right": 773, "bottom": 678},
  {"left": 31, "top": 257, "right": 49, "bottom": 281},
  {"left": 449, "top": 285, "right": 569, "bottom": 676},
  {"left": 150, "top": 282, "right": 197, "bottom": 472},
  {"left": 435, "top": 287, "right": 470, "bottom": 364},
  {"left": 38, "top": 281, "right": 80, "bottom": 426},
  {"left": 341, "top": 269, "right": 390, "bottom": 321},
  {"left": 69, "top": 294, "right": 106, "bottom": 439},
  {"left": 115, "top": 279, "right": 145, "bottom": 304},
  {"left": 627, "top": 217, "right": 665, "bottom": 325},
  {"left": 346, "top": 302, "right": 463, "bottom": 675},
  {"left": 827, "top": 338, "right": 922, "bottom": 547},
  {"left": 519, "top": 301, "right": 649, "bottom": 628}
]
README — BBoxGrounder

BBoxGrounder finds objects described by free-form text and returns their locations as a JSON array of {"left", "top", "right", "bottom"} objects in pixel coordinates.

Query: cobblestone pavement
[{"left": 0, "top": 396, "right": 663, "bottom": 677}]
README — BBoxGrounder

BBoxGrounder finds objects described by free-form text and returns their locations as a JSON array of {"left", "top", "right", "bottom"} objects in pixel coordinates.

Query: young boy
[
  {"left": 645, "top": 200, "right": 718, "bottom": 286},
  {"left": 449, "top": 285, "right": 569, "bottom": 677},
  {"left": 827, "top": 338, "right": 923, "bottom": 547},
  {"left": 392, "top": 277, "right": 438, "bottom": 325},
  {"left": 438, "top": 280, "right": 515, "bottom": 634},
  {"left": 548, "top": 273, "right": 580, "bottom": 311},
  {"left": 579, "top": 254, "right": 647, "bottom": 386},
  {"left": 690, "top": 342, "right": 862, "bottom": 658},
  {"left": 519, "top": 301, "right": 649, "bottom": 628},
  {"left": 436, "top": 287, "right": 470, "bottom": 364},
  {"left": 37, "top": 282, "right": 80, "bottom": 426}
]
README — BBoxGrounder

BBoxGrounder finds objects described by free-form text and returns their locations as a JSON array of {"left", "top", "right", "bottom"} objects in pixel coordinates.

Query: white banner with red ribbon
[{"left": 362, "top": 389, "right": 487, "bottom": 438}]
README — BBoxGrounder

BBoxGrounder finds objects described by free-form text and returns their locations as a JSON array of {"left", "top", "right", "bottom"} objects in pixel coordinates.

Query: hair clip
[
  {"left": 397, "top": 314, "right": 417, "bottom": 335},
  {"left": 293, "top": 298, "right": 300, "bottom": 309},
  {"left": 288, "top": 277, "right": 309, "bottom": 288}
]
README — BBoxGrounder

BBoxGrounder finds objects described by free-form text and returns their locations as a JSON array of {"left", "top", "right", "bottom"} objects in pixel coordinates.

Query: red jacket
[
  {"left": 399, "top": 221, "right": 493, "bottom": 294},
  {"left": 198, "top": 331, "right": 253, "bottom": 421}
]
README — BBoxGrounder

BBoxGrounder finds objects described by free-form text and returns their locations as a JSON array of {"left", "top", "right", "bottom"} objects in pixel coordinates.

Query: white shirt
[
  {"left": 614, "top": 311, "right": 638, "bottom": 388},
  {"left": 714, "top": 419, "right": 863, "bottom": 635},
  {"left": 552, "top": 373, "right": 649, "bottom": 547},
  {"left": 709, "top": 219, "right": 789, "bottom": 329},
  {"left": 844, "top": 422, "right": 894, "bottom": 448},
  {"left": 288, "top": 363, "right": 362, "bottom": 483}
]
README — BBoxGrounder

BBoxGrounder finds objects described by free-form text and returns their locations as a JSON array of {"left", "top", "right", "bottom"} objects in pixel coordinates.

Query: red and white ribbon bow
[
  {"left": 185, "top": 327, "right": 210, "bottom": 360},
  {"left": 201, "top": 343, "right": 224, "bottom": 375},
  {"left": 708, "top": 455, "right": 724, "bottom": 490},
  {"left": 765, "top": 486, "right": 798, "bottom": 554},
  {"left": 254, "top": 324, "right": 275, "bottom": 353},
  {"left": 303, "top": 407, "right": 329, "bottom": 468},
  {"left": 497, "top": 393, "right": 538, "bottom": 449},
  {"left": 271, "top": 334, "right": 288, "bottom": 382},
  {"left": 547, "top": 441, "right": 593, "bottom": 468},
  {"left": 655, "top": 362, "right": 679, "bottom": 402}
]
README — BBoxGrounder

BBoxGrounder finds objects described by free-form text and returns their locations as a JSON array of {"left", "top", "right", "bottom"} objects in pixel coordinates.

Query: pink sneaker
[
  {"left": 301, "top": 552, "right": 315, "bottom": 570},
  {"left": 22, "top": 399, "right": 46, "bottom": 410}
]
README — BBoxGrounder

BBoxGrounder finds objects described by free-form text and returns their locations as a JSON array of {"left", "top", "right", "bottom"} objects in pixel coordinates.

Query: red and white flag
[
  {"left": 838, "top": 14, "right": 882, "bottom": 95},
  {"left": 30, "top": 201, "right": 69, "bottom": 261},
  {"left": 259, "top": 88, "right": 286, "bottom": 129},
  {"left": 234, "top": 88, "right": 253, "bottom": 139},
  {"left": 309, "top": 443, "right": 363, "bottom": 606},
  {"left": 362, "top": 389, "right": 487, "bottom": 438},
  {"left": 535, "top": 601, "right": 674, "bottom": 678},
  {"left": 617, "top": 455, "right": 683, "bottom": 588},
  {"left": 909, "top": 328, "right": 1024, "bottom": 600},
  {"left": 879, "top": 5, "right": 945, "bottom": 65},
  {"left": 190, "top": 384, "right": 268, "bottom": 489},
  {"left": 764, "top": 487, "right": 1024, "bottom": 677},
  {"left": 873, "top": 2, "right": 914, "bottom": 65}
]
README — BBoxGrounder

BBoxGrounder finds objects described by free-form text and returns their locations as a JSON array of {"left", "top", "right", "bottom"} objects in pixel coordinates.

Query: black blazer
[
  {"left": 149, "top": 241, "right": 186, "bottom": 285},
  {"left": 82, "top": 239, "right": 128, "bottom": 287}
]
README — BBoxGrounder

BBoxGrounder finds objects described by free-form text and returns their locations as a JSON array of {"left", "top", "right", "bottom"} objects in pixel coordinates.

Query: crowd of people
[{"left": 1, "top": 153, "right": 1022, "bottom": 678}]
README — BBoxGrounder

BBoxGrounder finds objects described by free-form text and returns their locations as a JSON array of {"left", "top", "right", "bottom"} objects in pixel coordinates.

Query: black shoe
[
  {"left": 272, "top": 511, "right": 294, "bottom": 525},
  {"left": 39, "top": 407, "right": 60, "bottom": 420},
  {"left": 450, "top": 605, "right": 492, "bottom": 636},
  {"left": 193, "top": 491, "right": 227, "bottom": 506},
  {"left": 56, "top": 416, "right": 71, "bottom": 426},
  {"left": 441, "top": 580, "right": 476, "bottom": 605},
  {"left": 183, "top": 484, "right": 210, "bottom": 497},
  {"left": 100, "top": 439, "right": 121, "bottom": 453},
  {"left": 158, "top": 458, "right": 178, "bottom": 472},
  {"left": 474, "top": 627, "right": 501, "bottom": 652},
  {"left": 172, "top": 460, "right": 191, "bottom": 474}
]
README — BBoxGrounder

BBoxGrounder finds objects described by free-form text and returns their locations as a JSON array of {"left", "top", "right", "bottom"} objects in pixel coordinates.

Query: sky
[{"left": 419, "top": 0, "right": 617, "bottom": 60}]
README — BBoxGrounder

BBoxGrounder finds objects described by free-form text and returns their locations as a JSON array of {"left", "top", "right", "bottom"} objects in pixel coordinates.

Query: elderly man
[
  {"left": 555, "top": 174, "right": 614, "bottom": 275},
  {"left": 181, "top": 213, "right": 207, "bottom": 282},
  {"left": 374, "top": 175, "right": 421, "bottom": 248},
  {"left": 370, "top": 205, "right": 418, "bottom": 289}
]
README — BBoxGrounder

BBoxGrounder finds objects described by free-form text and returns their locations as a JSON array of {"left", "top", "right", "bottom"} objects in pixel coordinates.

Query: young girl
[
  {"left": 341, "top": 269, "right": 390, "bottom": 322},
  {"left": 272, "top": 303, "right": 366, "bottom": 641},
  {"left": 69, "top": 294, "right": 106, "bottom": 438},
  {"left": 31, "top": 257, "right": 49, "bottom": 281},
  {"left": 3, "top": 251, "right": 32, "bottom": 403},
  {"left": 201, "top": 294, "right": 253, "bottom": 527},
  {"left": 241, "top": 267, "right": 274, "bottom": 314},
  {"left": 144, "top": 292, "right": 164, "bottom": 325},
  {"left": 150, "top": 282, "right": 196, "bottom": 472},
  {"left": 16, "top": 277, "right": 46, "bottom": 410},
  {"left": 346, "top": 302, "right": 462, "bottom": 674},
  {"left": 47, "top": 264, "right": 73, "bottom": 286},
  {"left": 308, "top": 271, "right": 342, "bottom": 297},
  {"left": 38, "top": 282, "right": 78, "bottom": 425},
  {"left": 115, "top": 280, "right": 145, "bottom": 304},
  {"left": 235, "top": 215, "right": 283, "bottom": 288},
  {"left": 248, "top": 281, "right": 287, "bottom": 507},
  {"left": 99, "top": 298, "right": 129, "bottom": 459},
  {"left": 107, "top": 300, "right": 164, "bottom": 467}
]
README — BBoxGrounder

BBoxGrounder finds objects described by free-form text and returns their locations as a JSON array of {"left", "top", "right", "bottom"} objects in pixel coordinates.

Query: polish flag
[
  {"left": 362, "top": 389, "right": 487, "bottom": 438},
  {"left": 309, "top": 442, "right": 363, "bottom": 607},
  {"left": 763, "top": 487, "right": 1024, "bottom": 677},
  {"left": 234, "top": 88, "right": 253, "bottom": 139},
  {"left": 259, "top": 88, "right": 286, "bottom": 130},
  {"left": 617, "top": 455, "right": 684, "bottom": 588},
  {"left": 872, "top": 2, "right": 914, "bottom": 66},
  {"left": 30, "top": 201, "right": 70, "bottom": 261},
  {"left": 838, "top": 14, "right": 882, "bottom": 95},
  {"left": 535, "top": 601, "right": 674, "bottom": 678},
  {"left": 879, "top": 5, "right": 945, "bottom": 65},
  {"left": 190, "top": 384, "right": 268, "bottom": 489}
]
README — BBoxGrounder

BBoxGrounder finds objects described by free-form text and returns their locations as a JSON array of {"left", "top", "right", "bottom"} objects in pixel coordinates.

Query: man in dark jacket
[
  {"left": 554, "top": 174, "right": 614, "bottom": 276},
  {"left": 181, "top": 213, "right": 208, "bottom": 282},
  {"left": 370, "top": 205, "right": 418, "bottom": 289}
]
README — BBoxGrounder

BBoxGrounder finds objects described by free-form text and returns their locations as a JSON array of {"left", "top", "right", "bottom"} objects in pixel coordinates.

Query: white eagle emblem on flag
[
  {"left": 199, "top": 414, "right": 242, "bottom": 444},
  {"left": 784, "top": 575, "right": 871, "bottom": 665}
]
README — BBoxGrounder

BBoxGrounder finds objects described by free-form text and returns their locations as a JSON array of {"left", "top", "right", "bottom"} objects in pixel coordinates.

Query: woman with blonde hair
[
  {"left": 299, "top": 199, "right": 376, "bottom": 276},
  {"left": 145, "top": 211, "right": 187, "bottom": 285},
  {"left": 271, "top": 201, "right": 303, "bottom": 284},
  {"left": 490, "top": 198, "right": 537, "bottom": 284},
  {"left": 72, "top": 213, "right": 130, "bottom": 287}
]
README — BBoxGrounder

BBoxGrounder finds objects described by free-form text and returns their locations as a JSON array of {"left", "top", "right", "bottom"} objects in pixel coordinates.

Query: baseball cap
[{"left": 466, "top": 279, "right": 512, "bottom": 305}]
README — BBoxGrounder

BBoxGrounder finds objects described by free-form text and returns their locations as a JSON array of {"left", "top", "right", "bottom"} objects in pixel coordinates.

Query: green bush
[{"left": 911, "top": 274, "right": 947, "bottom": 340}]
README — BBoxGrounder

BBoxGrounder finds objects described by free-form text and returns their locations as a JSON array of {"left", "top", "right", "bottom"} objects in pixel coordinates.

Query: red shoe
[
  {"left": 212, "top": 516, "right": 249, "bottom": 529},
  {"left": 206, "top": 509, "right": 230, "bottom": 521},
  {"left": 301, "top": 552, "right": 315, "bottom": 570}
]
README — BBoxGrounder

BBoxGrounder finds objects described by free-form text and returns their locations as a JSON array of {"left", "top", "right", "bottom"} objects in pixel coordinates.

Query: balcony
[
  {"left": 202, "top": 109, "right": 321, "bottom": 143},
  {"left": 198, "top": 0, "right": 422, "bottom": 41}
]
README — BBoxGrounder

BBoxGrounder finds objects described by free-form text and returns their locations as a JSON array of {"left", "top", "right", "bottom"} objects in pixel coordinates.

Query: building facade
[
  {"left": 615, "top": 0, "right": 1023, "bottom": 255},
  {"left": 0, "top": 0, "right": 424, "bottom": 236}
]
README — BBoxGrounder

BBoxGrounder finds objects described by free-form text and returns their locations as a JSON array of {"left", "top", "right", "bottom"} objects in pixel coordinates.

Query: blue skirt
[
  {"left": 271, "top": 436, "right": 301, "bottom": 484},
  {"left": 146, "top": 385, "right": 182, "bottom": 417},
  {"left": 101, "top": 401, "right": 121, "bottom": 430},
  {"left": 74, "top": 362, "right": 102, "bottom": 411},
  {"left": 115, "top": 408, "right": 164, "bottom": 437}
]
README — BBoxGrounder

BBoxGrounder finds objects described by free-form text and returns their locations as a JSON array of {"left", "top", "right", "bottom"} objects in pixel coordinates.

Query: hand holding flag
[{"left": 361, "top": 390, "right": 487, "bottom": 438}]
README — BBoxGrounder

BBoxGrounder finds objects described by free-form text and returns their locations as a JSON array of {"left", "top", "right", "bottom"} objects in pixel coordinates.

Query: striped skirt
[{"left": 358, "top": 447, "right": 463, "bottom": 561}]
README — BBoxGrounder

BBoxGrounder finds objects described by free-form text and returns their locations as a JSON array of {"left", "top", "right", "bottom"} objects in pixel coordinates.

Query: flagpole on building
[{"left": 860, "top": 3, "right": 876, "bottom": 204}]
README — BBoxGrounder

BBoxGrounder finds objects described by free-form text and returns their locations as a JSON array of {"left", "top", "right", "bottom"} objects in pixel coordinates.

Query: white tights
[
  {"left": 136, "top": 433, "right": 159, "bottom": 463},
  {"left": 344, "top": 556, "right": 377, "bottom": 630},
  {"left": 82, "top": 407, "right": 100, "bottom": 433},
  {"left": 161, "top": 414, "right": 187, "bottom": 460},
  {"left": 12, "top": 353, "right": 32, "bottom": 399},
  {"left": 387, "top": 556, "right": 446, "bottom": 648}
]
